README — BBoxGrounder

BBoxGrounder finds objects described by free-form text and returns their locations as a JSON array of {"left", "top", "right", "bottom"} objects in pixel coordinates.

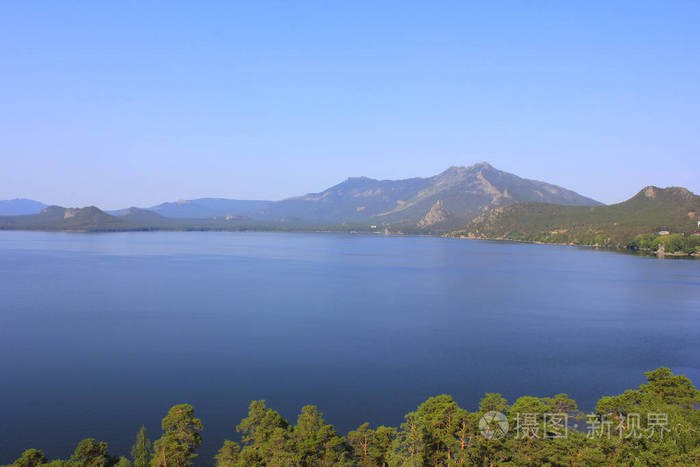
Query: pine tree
[
  {"left": 213, "top": 440, "right": 240, "bottom": 467},
  {"left": 151, "top": 404, "right": 203, "bottom": 467},
  {"left": 236, "top": 400, "right": 296, "bottom": 465},
  {"left": 293, "top": 405, "right": 348, "bottom": 466},
  {"left": 11, "top": 449, "right": 47, "bottom": 467},
  {"left": 131, "top": 426, "right": 152, "bottom": 467},
  {"left": 70, "top": 438, "right": 115, "bottom": 467}
]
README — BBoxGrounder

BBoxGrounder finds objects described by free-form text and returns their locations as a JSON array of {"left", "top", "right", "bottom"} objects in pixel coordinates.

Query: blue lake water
[{"left": 0, "top": 231, "right": 698, "bottom": 462}]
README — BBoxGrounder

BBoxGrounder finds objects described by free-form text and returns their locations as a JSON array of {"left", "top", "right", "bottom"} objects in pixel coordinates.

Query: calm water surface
[{"left": 0, "top": 231, "right": 698, "bottom": 462}]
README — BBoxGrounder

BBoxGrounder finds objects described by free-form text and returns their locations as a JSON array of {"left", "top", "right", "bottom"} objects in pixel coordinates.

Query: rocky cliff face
[{"left": 418, "top": 200, "right": 451, "bottom": 228}]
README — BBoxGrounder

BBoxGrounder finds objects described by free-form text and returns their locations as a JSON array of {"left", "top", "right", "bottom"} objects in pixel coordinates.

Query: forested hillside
[{"left": 453, "top": 186, "right": 700, "bottom": 255}]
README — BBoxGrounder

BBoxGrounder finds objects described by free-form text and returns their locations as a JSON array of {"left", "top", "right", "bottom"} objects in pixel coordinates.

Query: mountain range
[
  {"left": 9, "top": 164, "right": 698, "bottom": 251},
  {"left": 0, "top": 163, "right": 601, "bottom": 232},
  {"left": 0, "top": 198, "right": 48, "bottom": 216},
  {"left": 109, "top": 199, "right": 273, "bottom": 219}
]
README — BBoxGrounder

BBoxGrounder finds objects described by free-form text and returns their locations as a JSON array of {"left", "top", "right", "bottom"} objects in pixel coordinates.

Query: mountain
[
  {"left": 134, "top": 198, "right": 273, "bottom": 218},
  {"left": 0, "top": 198, "right": 47, "bottom": 216},
  {"left": 0, "top": 206, "right": 134, "bottom": 231},
  {"left": 252, "top": 162, "right": 601, "bottom": 230},
  {"left": 119, "top": 207, "right": 168, "bottom": 224},
  {"left": 453, "top": 186, "right": 700, "bottom": 249}
]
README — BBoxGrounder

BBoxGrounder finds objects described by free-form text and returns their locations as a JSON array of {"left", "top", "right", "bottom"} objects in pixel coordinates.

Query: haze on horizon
[{"left": 1, "top": 1, "right": 699, "bottom": 210}]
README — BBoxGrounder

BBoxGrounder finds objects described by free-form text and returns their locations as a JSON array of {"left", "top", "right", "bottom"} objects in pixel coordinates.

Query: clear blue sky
[{"left": 1, "top": 1, "right": 698, "bottom": 209}]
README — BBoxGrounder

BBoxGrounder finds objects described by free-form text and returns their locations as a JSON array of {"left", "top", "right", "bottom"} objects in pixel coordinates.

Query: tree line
[
  {"left": 3, "top": 368, "right": 699, "bottom": 466},
  {"left": 627, "top": 233, "right": 700, "bottom": 255}
]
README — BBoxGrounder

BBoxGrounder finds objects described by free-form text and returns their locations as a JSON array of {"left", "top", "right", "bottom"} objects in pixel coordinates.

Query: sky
[{"left": 1, "top": 1, "right": 699, "bottom": 209}]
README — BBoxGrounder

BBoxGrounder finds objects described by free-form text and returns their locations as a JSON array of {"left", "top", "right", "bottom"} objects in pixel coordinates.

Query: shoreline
[{"left": 448, "top": 233, "right": 700, "bottom": 259}]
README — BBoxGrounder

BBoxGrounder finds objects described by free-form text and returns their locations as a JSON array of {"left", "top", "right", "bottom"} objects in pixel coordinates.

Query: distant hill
[
  {"left": 0, "top": 198, "right": 47, "bottom": 216},
  {"left": 251, "top": 163, "right": 601, "bottom": 230},
  {"left": 0, "top": 206, "right": 134, "bottom": 231},
  {"left": 116, "top": 207, "right": 262, "bottom": 229},
  {"left": 0, "top": 204, "right": 317, "bottom": 232},
  {"left": 119, "top": 207, "right": 167, "bottom": 224},
  {"left": 453, "top": 186, "right": 700, "bottom": 251},
  {"left": 128, "top": 198, "right": 274, "bottom": 218}
]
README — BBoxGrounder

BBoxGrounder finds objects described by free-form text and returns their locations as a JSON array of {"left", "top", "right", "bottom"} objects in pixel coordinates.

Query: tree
[
  {"left": 115, "top": 457, "right": 132, "bottom": 467},
  {"left": 70, "top": 438, "right": 116, "bottom": 467},
  {"left": 347, "top": 423, "right": 374, "bottom": 466},
  {"left": 388, "top": 411, "right": 424, "bottom": 466},
  {"left": 478, "top": 393, "right": 508, "bottom": 413},
  {"left": 11, "top": 449, "right": 46, "bottom": 467},
  {"left": 641, "top": 367, "right": 700, "bottom": 409},
  {"left": 347, "top": 423, "right": 398, "bottom": 467},
  {"left": 412, "top": 394, "right": 468, "bottom": 464},
  {"left": 214, "top": 440, "right": 240, "bottom": 467},
  {"left": 236, "top": 400, "right": 295, "bottom": 465},
  {"left": 543, "top": 393, "right": 582, "bottom": 419},
  {"left": 596, "top": 389, "right": 642, "bottom": 418},
  {"left": 370, "top": 426, "right": 396, "bottom": 467},
  {"left": 151, "top": 404, "right": 203, "bottom": 467},
  {"left": 131, "top": 426, "right": 152, "bottom": 467},
  {"left": 293, "top": 405, "right": 347, "bottom": 466}
]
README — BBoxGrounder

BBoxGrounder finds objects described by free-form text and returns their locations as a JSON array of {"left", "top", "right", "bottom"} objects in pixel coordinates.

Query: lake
[{"left": 0, "top": 231, "right": 698, "bottom": 462}]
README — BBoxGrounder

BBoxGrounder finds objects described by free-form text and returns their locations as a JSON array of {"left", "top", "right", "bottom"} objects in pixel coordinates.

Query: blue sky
[{"left": 1, "top": 1, "right": 698, "bottom": 209}]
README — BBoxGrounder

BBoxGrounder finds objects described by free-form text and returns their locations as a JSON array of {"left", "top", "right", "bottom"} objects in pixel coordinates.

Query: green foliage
[
  {"left": 235, "top": 400, "right": 296, "bottom": 466},
  {"left": 634, "top": 233, "right": 700, "bottom": 254},
  {"left": 213, "top": 440, "right": 240, "bottom": 467},
  {"left": 640, "top": 367, "right": 700, "bottom": 409},
  {"left": 5, "top": 368, "right": 699, "bottom": 466},
  {"left": 347, "top": 424, "right": 397, "bottom": 467},
  {"left": 10, "top": 449, "right": 46, "bottom": 467},
  {"left": 411, "top": 395, "right": 469, "bottom": 464},
  {"left": 542, "top": 393, "right": 582, "bottom": 419},
  {"left": 370, "top": 426, "right": 397, "bottom": 467},
  {"left": 151, "top": 404, "right": 203, "bottom": 467},
  {"left": 293, "top": 405, "right": 348, "bottom": 466},
  {"left": 130, "top": 426, "right": 151, "bottom": 467},
  {"left": 70, "top": 439, "right": 116, "bottom": 467},
  {"left": 347, "top": 422, "right": 374, "bottom": 466},
  {"left": 479, "top": 393, "right": 508, "bottom": 414}
]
